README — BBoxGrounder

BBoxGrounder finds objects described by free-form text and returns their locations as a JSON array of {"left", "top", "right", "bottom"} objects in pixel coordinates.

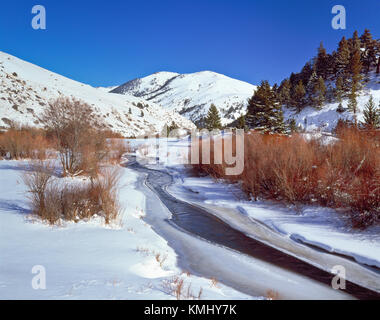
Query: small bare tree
[{"left": 40, "top": 97, "right": 102, "bottom": 176}]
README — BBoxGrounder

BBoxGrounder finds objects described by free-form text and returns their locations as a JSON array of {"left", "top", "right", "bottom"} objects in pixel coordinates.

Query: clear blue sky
[{"left": 1, "top": 0, "right": 379, "bottom": 87}]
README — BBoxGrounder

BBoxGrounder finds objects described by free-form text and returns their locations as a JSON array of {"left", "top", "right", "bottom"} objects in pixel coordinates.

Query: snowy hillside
[
  {"left": 96, "top": 85, "right": 118, "bottom": 93},
  {"left": 0, "top": 52, "right": 195, "bottom": 137},
  {"left": 111, "top": 71, "right": 256, "bottom": 126},
  {"left": 284, "top": 72, "right": 380, "bottom": 132}
]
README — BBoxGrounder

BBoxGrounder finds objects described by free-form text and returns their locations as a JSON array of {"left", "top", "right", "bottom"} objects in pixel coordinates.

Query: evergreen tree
[
  {"left": 362, "top": 95, "right": 380, "bottom": 129},
  {"left": 347, "top": 89, "right": 358, "bottom": 123},
  {"left": 279, "top": 79, "right": 291, "bottom": 107},
  {"left": 166, "top": 121, "right": 179, "bottom": 137},
  {"left": 236, "top": 114, "right": 246, "bottom": 130},
  {"left": 334, "top": 76, "right": 345, "bottom": 102},
  {"left": 315, "top": 76, "right": 327, "bottom": 109},
  {"left": 335, "top": 37, "right": 351, "bottom": 89},
  {"left": 287, "top": 118, "right": 299, "bottom": 133},
  {"left": 128, "top": 107, "right": 132, "bottom": 114},
  {"left": 292, "top": 80, "right": 306, "bottom": 112},
  {"left": 306, "top": 71, "right": 319, "bottom": 106},
  {"left": 315, "top": 42, "right": 329, "bottom": 79},
  {"left": 349, "top": 31, "right": 362, "bottom": 54},
  {"left": 336, "top": 103, "right": 345, "bottom": 113},
  {"left": 360, "top": 29, "right": 376, "bottom": 73},
  {"left": 140, "top": 110, "right": 144, "bottom": 117},
  {"left": 204, "top": 104, "right": 222, "bottom": 131},
  {"left": 246, "top": 80, "right": 285, "bottom": 133},
  {"left": 347, "top": 48, "right": 363, "bottom": 125},
  {"left": 325, "top": 51, "right": 337, "bottom": 79},
  {"left": 299, "top": 62, "right": 313, "bottom": 88}
]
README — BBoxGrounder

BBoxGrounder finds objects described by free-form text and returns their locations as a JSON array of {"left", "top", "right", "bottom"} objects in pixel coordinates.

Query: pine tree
[
  {"left": 349, "top": 31, "right": 362, "bottom": 54},
  {"left": 279, "top": 79, "right": 291, "bottom": 107},
  {"left": 360, "top": 29, "right": 376, "bottom": 73},
  {"left": 334, "top": 76, "right": 344, "bottom": 102},
  {"left": 325, "top": 51, "right": 336, "bottom": 79},
  {"left": 306, "top": 71, "right": 319, "bottom": 106},
  {"left": 292, "top": 80, "right": 306, "bottom": 112},
  {"left": 299, "top": 62, "right": 313, "bottom": 87},
  {"left": 362, "top": 95, "right": 380, "bottom": 129},
  {"left": 246, "top": 80, "right": 285, "bottom": 133},
  {"left": 204, "top": 104, "right": 222, "bottom": 131},
  {"left": 315, "top": 76, "right": 326, "bottom": 109},
  {"left": 335, "top": 37, "right": 351, "bottom": 89},
  {"left": 236, "top": 114, "right": 246, "bottom": 130},
  {"left": 336, "top": 103, "right": 345, "bottom": 113},
  {"left": 347, "top": 48, "right": 363, "bottom": 125},
  {"left": 288, "top": 118, "right": 299, "bottom": 133},
  {"left": 166, "top": 121, "right": 179, "bottom": 137},
  {"left": 315, "top": 42, "right": 329, "bottom": 79},
  {"left": 347, "top": 89, "right": 358, "bottom": 123},
  {"left": 128, "top": 107, "right": 132, "bottom": 114},
  {"left": 140, "top": 110, "right": 144, "bottom": 117}
]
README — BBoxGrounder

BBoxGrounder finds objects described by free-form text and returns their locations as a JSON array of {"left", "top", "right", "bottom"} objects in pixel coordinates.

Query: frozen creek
[{"left": 127, "top": 157, "right": 380, "bottom": 300}]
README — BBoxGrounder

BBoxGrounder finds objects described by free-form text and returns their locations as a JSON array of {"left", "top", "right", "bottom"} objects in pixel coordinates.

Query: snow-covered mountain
[
  {"left": 111, "top": 71, "right": 256, "bottom": 126},
  {"left": 0, "top": 52, "right": 195, "bottom": 137},
  {"left": 96, "top": 85, "right": 118, "bottom": 93}
]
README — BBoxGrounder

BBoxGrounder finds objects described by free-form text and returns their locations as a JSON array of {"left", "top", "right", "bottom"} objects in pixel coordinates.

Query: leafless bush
[
  {"left": 210, "top": 277, "right": 219, "bottom": 288},
  {"left": 40, "top": 97, "right": 106, "bottom": 176},
  {"left": 155, "top": 253, "right": 168, "bottom": 268},
  {"left": 22, "top": 161, "right": 55, "bottom": 222},
  {"left": 266, "top": 289, "right": 280, "bottom": 300},
  {"left": 161, "top": 276, "right": 203, "bottom": 300},
  {"left": 23, "top": 162, "right": 122, "bottom": 225},
  {"left": 95, "top": 166, "right": 122, "bottom": 224}
]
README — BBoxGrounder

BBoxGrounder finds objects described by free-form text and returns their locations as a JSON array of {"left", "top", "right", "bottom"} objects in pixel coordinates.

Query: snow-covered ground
[{"left": 0, "top": 160, "right": 250, "bottom": 300}]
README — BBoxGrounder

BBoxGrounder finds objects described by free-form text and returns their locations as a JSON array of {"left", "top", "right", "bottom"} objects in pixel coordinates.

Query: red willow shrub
[
  {"left": 190, "top": 129, "right": 380, "bottom": 228},
  {"left": 22, "top": 162, "right": 122, "bottom": 225},
  {"left": 0, "top": 127, "right": 54, "bottom": 160}
]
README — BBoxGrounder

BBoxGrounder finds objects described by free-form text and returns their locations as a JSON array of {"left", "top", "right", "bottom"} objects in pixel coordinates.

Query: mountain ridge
[
  {"left": 0, "top": 51, "right": 195, "bottom": 137},
  {"left": 111, "top": 71, "right": 257, "bottom": 126}
]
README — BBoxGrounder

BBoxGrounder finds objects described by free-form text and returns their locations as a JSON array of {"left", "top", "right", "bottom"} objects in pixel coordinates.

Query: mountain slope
[
  {"left": 283, "top": 73, "right": 380, "bottom": 131},
  {"left": 0, "top": 52, "right": 195, "bottom": 137},
  {"left": 111, "top": 71, "right": 256, "bottom": 126}
]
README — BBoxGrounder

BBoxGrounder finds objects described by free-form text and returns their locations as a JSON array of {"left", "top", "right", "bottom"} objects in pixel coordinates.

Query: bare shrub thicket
[
  {"left": 106, "top": 139, "right": 130, "bottom": 165},
  {"left": 40, "top": 97, "right": 109, "bottom": 177},
  {"left": 161, "top": 276, "right": 203, "bottom": 300},
  {"left": 23, "top": 162, "right": 122, "bottom": 225},
  {"left": 190, "top": 129, "right": 380, "bottom": 228},
  {"left": 0, "top": 126, "right": 52, "bottom": 159}
]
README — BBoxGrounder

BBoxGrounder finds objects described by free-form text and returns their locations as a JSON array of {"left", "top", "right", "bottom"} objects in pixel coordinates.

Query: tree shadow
[
  {"left": 0, "top": 200, "right": 31, "bottom": 215},
  {"left": 0, "top": 162, "right": 62, "bottom": 177}
]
